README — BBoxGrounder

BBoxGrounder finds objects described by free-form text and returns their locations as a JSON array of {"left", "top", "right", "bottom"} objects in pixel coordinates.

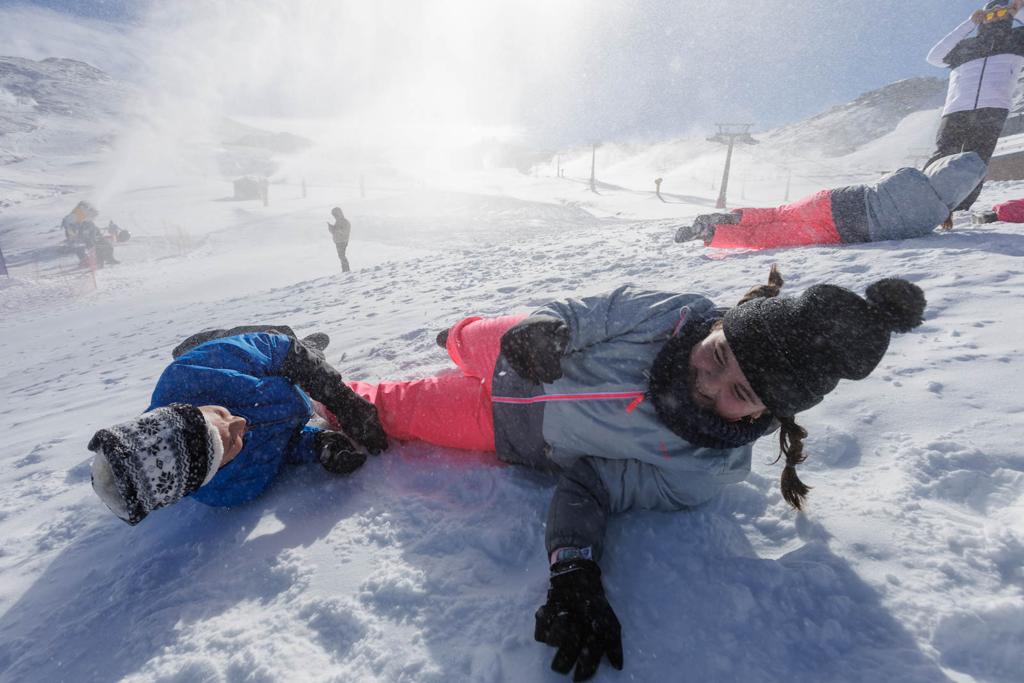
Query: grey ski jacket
[
  {"left": 490, "top": 286, "right": 757, "bottom": 560},
  {"left": 329, "top": 217, "right": 351, "bottom": 245}
]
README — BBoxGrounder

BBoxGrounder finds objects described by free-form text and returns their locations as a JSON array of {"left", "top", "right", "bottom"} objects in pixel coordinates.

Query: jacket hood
[{"left": 924, "top": 152, "right": 988, "bottom": 210}]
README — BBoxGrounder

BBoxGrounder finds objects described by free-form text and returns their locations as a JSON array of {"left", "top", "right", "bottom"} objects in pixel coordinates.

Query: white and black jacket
[{"left": 927, "top": 16, "right": 1024, "bottom": 115}]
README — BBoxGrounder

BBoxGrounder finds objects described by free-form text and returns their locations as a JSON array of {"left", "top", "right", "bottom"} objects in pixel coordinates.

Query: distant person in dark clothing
[
  {"left": 259, "top": 177, "right": 269, "bottom": 207},
  {"left": 925, "top": 0, "right": 1024, "bottom": 220},
  {"left": 61, "top": 201, "right": 119, "bottom": 267},
  {"left": 328, "top": 207, "right": 352, "bottom": 272}
]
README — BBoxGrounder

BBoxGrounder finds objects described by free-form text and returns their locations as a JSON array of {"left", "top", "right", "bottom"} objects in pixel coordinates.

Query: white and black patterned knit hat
[{"left": 88, "top": 404, "right": 224, "bottom": 525}]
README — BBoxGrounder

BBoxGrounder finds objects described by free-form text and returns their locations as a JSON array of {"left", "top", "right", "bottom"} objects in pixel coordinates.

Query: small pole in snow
[
  {"left": 301, "top": 177, "right": 307, "bottom": 199},
  {"left": 784, "top": 169, "right": 791, "bottom": 202},
  {"left": 589, "top": 143, "right": 597, "bottom": 193},
  {"left": 556, "top": 155, "right": 561, "bottom": 178},
  {"left": 654, "top": 177, "right": 664, "bottom": 202},
  {"left": 0, "top": 243, "right": 8, "bottom": 277}
]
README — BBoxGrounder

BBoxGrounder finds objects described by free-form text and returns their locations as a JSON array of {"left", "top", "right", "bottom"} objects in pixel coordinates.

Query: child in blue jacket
[{"left": 88, "top": 331, "right": 388, "bottom": 525}]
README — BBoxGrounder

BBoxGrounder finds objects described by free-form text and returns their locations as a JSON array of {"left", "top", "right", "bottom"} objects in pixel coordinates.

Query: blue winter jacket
[{"left": 147, "top": 333, "right": 321, "bottom": 507}]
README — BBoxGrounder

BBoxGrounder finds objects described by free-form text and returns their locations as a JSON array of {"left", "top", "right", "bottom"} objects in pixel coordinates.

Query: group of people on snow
[
  {"left": 676, "top": 0, "right": 1024, "bottom": 251},
  {"left": 60, "top": 199, "right": 354, "bottom": 274},
  {"left": 82, "top": 3, "right": 1021, "bottom": 682}
]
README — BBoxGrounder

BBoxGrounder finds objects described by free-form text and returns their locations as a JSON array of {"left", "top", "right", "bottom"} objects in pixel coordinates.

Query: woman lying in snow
[
  {"left": 88, "top": 270, "right": 926, "bottom": 681},
  {"left": 339, "top": 268, "right": 925, "bottom": 681},
  {"left": 88, "top": 327, "right": 388, "bottom": 524},
  {"left": 674, "top": 152, "right": 986, "bottom": 249}
]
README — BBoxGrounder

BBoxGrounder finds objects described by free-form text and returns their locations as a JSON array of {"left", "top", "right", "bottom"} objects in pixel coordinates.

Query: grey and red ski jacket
[{"left": 489, "top": 286, "right": 756, "bottom": 560}]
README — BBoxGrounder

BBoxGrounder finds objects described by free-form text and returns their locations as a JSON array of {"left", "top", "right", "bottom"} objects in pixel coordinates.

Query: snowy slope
[
  {"left": 540, "top": 78, "right": 951, "bottom": 218},
  {"left": 2, "top": 26, "right": 1024, "bottom": 683},
  {"left": 1, "top": 161, "right": 1023, "bottom": 683},
  {"left": 0, "top": 55, "right": 130, "bottom": 214},
  {"left": 763, "top": 77, "right": 947, "bottom": 157}
]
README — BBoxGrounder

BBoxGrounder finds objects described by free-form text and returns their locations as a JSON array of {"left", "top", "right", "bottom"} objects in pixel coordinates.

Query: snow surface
[{"left": 2, "top": 60, "right": 1024, "bottom": 683}]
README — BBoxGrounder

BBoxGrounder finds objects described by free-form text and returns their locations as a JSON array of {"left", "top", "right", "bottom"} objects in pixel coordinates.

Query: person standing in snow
[
  {"left": 925, "top": 0, "right": 1024, "bottom": 222},
  {"left": 327, "top": 206, "right": 352, "bottom": 272},
  {"left": 87, "top": 330, "right": 387, "bottom": 525},
  {"left": 259, "top": 177, "right": 270, "bottom": 207},
  {"left": 339, "top": 268, "right": 926, "bottom": 680},
  {"left": 674, "top": 152, "right": 986, "bottom": 248}
]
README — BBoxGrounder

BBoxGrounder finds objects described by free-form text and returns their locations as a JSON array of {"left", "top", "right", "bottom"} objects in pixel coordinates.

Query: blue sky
[{"left": 1, "top": 0, "right": 994, "bottom": 144}]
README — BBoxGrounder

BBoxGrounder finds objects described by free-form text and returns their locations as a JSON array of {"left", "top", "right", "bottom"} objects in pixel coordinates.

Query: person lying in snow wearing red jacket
[{"left": 675, "top": 152, "right": 986, "bottom": 249}]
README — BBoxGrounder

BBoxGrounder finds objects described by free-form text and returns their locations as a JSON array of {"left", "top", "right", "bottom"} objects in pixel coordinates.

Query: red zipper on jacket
[
  {"left": 490, "top": 305, "right": 690, "bottom": 414},
  {"left": 492, "top": 390, "right": 647, "bottom": 412}
]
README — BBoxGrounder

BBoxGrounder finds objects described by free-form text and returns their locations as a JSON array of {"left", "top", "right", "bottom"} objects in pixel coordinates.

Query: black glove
[
  {"left": 315, "top": 430, "right": 367, "bottom": 475},
  {"left": 500, "top": 317, "right": 570, "bottom": 384},
  {"left": 281, "top": 339, "right": 389, "bottom": 454},
  {"left": 535, "top": 559, "right": 623, "bottom": 682},
  {"left": 676, "top": 212, "right": 741, "bottom": 243},
  {"left": 329, "top": 392, "right": 389, "bottom": 455}
]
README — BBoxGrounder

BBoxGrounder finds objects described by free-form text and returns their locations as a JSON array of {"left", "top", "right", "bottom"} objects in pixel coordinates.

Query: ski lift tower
[{"left": 708, "top": 123, "right": 758, "bottom": 209}]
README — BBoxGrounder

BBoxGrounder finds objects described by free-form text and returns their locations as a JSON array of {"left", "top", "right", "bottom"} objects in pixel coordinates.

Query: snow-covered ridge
[
  {"left": 0, "top": 56, "right": 120, "bottom": 120},
  {"left": 763, "top": 77, "right": 948, "bottom": 157},
  {"left": 0, "top": 56, "right": 313, "bottom": 161},
  {"left": 0, "top": 55, "right": 130, "bottom": 161}
]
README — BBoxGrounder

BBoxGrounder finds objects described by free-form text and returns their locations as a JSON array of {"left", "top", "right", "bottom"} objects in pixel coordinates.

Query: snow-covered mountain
[
  {"left": 0, "top": 55, "right": 130, "bottom": 163},
  {"left": 763, "top": 77, "right": 948, "bottom": 157},
  {"left": 0, "top": 56, "right": 312, "bottom": 209}
]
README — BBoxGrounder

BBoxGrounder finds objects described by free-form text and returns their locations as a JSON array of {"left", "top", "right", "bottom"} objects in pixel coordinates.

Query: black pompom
[{"left": 865, "top": 279, "right": 926, "bottom": 332}]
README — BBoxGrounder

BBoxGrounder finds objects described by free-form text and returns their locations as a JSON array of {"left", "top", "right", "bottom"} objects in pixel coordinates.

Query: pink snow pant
[
  {"left": 708, "top": 190, "right": 842, "bottom": 249},
  {"left": 346, "top": 314, "right": 526, "bottom": 452}
]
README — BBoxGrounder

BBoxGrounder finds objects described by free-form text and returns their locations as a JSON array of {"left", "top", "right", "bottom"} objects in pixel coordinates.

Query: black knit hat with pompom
[{"left": 722, "top": 279, "right": 926, "bottom": 417}]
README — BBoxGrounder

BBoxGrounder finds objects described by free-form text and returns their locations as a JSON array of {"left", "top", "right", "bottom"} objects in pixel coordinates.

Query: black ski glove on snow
[
  {"left": 500, "top": 316, "right": 570, "bottom": 384},
  {"left": 281, "top": 339, "right": 389, "bottom": 454},
  {"left": 535, "top": 559, "right": 624, "bottom": 682},
  {"left": 315, "top": 430, "right": 367, "bottom": 475}
]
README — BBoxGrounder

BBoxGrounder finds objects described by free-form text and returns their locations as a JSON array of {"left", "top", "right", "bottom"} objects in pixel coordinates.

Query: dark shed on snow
[{"left": 233, "top": 176, "right": 262, "bottom": 200}]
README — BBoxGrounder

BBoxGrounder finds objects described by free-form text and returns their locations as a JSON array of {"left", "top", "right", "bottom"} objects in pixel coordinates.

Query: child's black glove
[
  {"left": 534, "top": 559, "right": 623, "bottom": 682},
  {"left": 500, "top": 317, "right": 570, "bottom": 384},
  {"left": 328, "top": 392, "right": 389, "bottom": 455},
  {"left": 315, "top": 430, "right": 367, "bottom": 475},
  {"left": 281, "top": 339, "right": 389, "bottom": 454}
]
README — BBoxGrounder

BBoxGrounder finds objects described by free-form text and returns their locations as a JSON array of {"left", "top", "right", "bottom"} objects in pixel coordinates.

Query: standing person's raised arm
[{"left": 927, "top": 14, "right": 980, "bottom": 67}]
